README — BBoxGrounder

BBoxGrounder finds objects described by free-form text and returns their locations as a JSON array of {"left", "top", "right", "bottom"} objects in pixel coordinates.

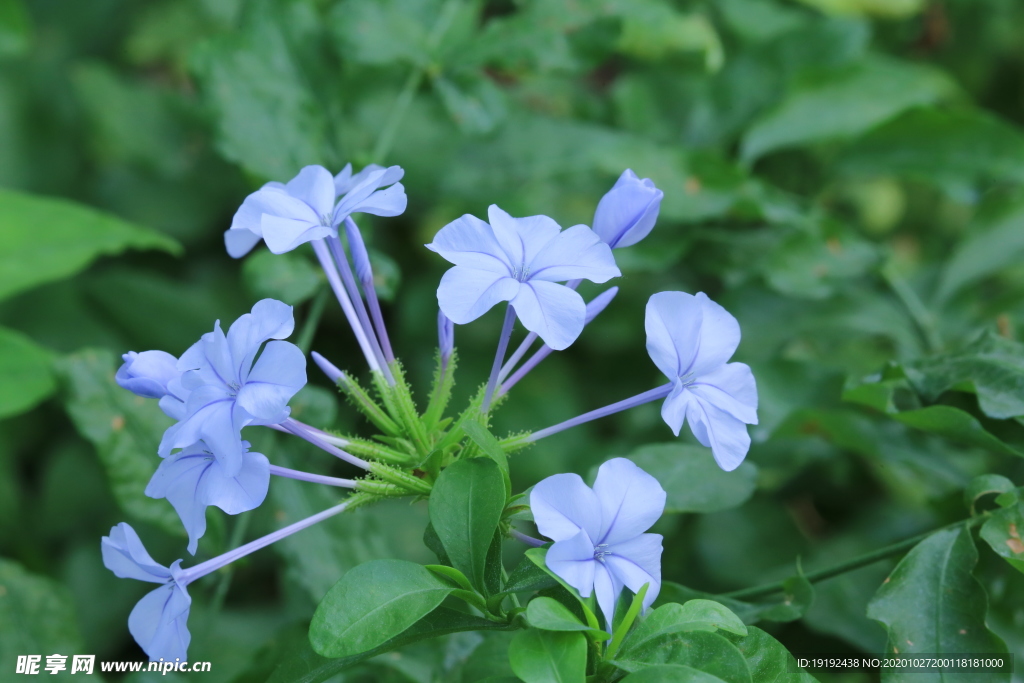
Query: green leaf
[
  {"left": 425, "top": 564, "right": 474, "bottom": 592},
  {"left": 964, "top": 475, "right": 1016, "bottom": 514},
  {"left": 936, "top": 194, "right": 1024, "bottom": 304},
  {"left": 434, "top": 75, "right": 508, "bottom": 136},
  {"left": 656, "top": 582, "right": 812, "bottom": 626},
  {"left": 619, "top": 600, "right": 749, "bottom": 660},
  {"left": 613, "top": 629, "right": 752, "bottom": 682},
  {"left": 892, "top": 406, "right": 1021, "bottom": 458},
  {"left": 742, "top": 57, "right": 954, "bottom": 162},
  {"left": 867, "top": 526, "right": 1008, "bottom": 667},
  {"left": 626, "top": 444, "right": 758, "bottom": 514},
  {"left": 620, "top": 666, "right": 729, "bottom": 683},
  {"left": 462, "top": 420, "right": 512, "bottom": 498},
  {"left": 0, "top": 187, "right": 180, "bottom": 302},
  {"left": 903, "top": 331, "right": 1024, "bottom": 420},
  {"left": 980, "top": 500, "right": 1024, "bottom": 574},
  {"left": 525, "top": 596, "right": 609, "bottom": 637},
  {"left": 761, "top": 222, "right": 878, "bottom": 300},
  {"left": 0, "top": 0, "right": 31, "bottom": 57},
  {"left": 428, "top": 458, "right": 506, "bottom": 593},
  {"left": 508, "top": 629, "right": 587, "bottom": 683},
  {"left": 267, "top": 608, "right": 512, "bottom": 683},
  {"left": 838, "top": 108, "right": 1024, "bottom": 201},
  {"left": 617, "top": 6, "right": 722, "bottom": 69},
  {"left": 794, "top": 0, "right": 925, "bottom": 19},
  {"left": 728, "top": 626, "right": 818, "bottom": 683},
  {"left": 190, "top": 9, "right": 329, "bottom": 180},
  {"left": 0, "top": 325, "right": 54, "bottom": 419},
  {"left": 525, "top": 548, "right": 601, "bottom": 630},
  {"left": 309, "top": 559, "right": 455, "bottom": 658},
  {"left": 0, "top": 559, "right": 87, "bottom": 673},
  {"left": 55, "top": 349, "right": 181, "bottom": 534},
  {"left": 503, "top": 553, "right": 558, "bottom": 594},
  {"left": 242, "top": 249, "right": 323, "bottom": 306}
]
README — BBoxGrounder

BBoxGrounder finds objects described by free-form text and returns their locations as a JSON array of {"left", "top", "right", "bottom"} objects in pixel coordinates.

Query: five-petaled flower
[
  {"left": 146, "top": 440, "right": 270, "bottom": 555},
  {"left": 158, "top": 299, "right": 306, "bottom": 476},
  {"left": 224, "top": 163, "right": 406, "bottom": 257},
  {"left": 646, "top": 291, "right": 758, "bottom": 471},
  {"left": 427, "top": 205, "right": 621, "bottom": 350},
  {"left": 531, "top": 458, "right": 665, "bottom": 628},
  {"left": 101, "top": 523, "right": 191, "bottom": 662}
]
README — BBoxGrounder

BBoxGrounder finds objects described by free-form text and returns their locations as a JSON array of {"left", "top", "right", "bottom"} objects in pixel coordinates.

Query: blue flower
[
  {"left": 224, "top": 164, "right": 406, "bottom": 257},
  {"left": 158, "top": 299, "right": 306, "bottom": 476},
  {"left": 427, "top": 205, "right": 621, "bottom": 350},
  {"left": 593, "top": 169, "right": 663, "bottom": 249},
  {"left": 146, "top": 441, "right": 270, "bottom": 555},
  {"left": 116, "top": 351, "right": 180, "bottom": 400},
  {"left": 101, "top": 523, "right": 191, "bottom": 662},
  {"left": 646, "top": 291, "right": 758, "bottom": 471},
  {"left": 531, "top": 458, "right": 665, "bottom": 628}
]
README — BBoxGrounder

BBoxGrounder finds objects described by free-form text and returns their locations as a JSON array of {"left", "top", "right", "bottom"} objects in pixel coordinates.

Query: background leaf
[
  {"left": 508, "top": 629, "right": 587, "bottom": 683},
  {"left": 0, "top": 325, "right": 54, "bottom": 419}
]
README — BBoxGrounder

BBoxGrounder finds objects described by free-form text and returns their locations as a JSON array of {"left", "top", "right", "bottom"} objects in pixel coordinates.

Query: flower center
[
  {"left": 227, "top": 381, "right": 241, "bottom": 395},
  {"left": 678, "top": 372, "right": 696, "bottom": 387},
  {"left": 511, "top": 264, "right": 531, "bottom": 281},
  {"left": 593, "top": 543, "right": 611, "bottom": 561}
]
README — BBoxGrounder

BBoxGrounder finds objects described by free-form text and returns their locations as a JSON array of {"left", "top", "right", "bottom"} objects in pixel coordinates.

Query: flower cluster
[{"left": 102, "top": 164, "right": 757, "bottom": 661}]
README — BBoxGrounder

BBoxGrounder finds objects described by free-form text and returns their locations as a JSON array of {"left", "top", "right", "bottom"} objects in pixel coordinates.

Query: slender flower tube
[
  {"left": 499, "top": 287, "right": 619, "bottom": 394},
  {"left": 326, "top": 234, "right": 391, "bottom": 377},
  {"left": 268, "top": 465, "right": 357, "bottom": 488},
  {"left": 103, "top": 500, "right": 351, "bottom": 661},
  {"left": 311, "top": 351, "right": 345, "bottom": 384},
  {"left": 525, "top": 384, "right": 673, "bottom": 443},
  {"left": 345, "top": 217, "right": 395, "bottom": 363},
  {"left": 437, "top": 311, "right": 454, "bottom": 372},
  {"left": 280, "top": 418, "right": 370, "bottom": 470}
]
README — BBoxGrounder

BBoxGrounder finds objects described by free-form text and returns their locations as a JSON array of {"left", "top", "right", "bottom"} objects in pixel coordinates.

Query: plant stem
[
  {"left": 723, "top": 516, "right": 986, "bottom": 601},
  {"left": 208, "top": 513, "right": 252, "bottom": 614},
  {"left": 484, "top": 304, "right": 517, "bottom": 413},
  {"left": 296, "top": 287, "right": 329, "bottom": 354}
]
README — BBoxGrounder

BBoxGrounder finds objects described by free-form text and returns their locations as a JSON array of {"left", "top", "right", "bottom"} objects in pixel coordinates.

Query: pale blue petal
[
  {"left": 285, "top": 165, "right": 336, "bottom": 218},
  {"left": 604, "top": 533, "right": 663, "bottom": 612},
  {"left": 178, "top": 322, "right": 235, "bottom": 388},
  {"left": 436, "top": 267, "right": 519, "bottom": 324},
  {"left": 225, "top": 185, "right": 299, "bottom": 257},
  {"left": 128, "top": 581, "right": 191, "bottom": 662},
  {"left": 530, "top": 473, "right": 602, "bottom": 543},
  {"left": 227, "top": 299, "right": 295, "bottom": 379},
  {"left": 689, "top": 362, "right": 758, "bottom": 425},
  {"left": 348, "top": 182, "right": 407, "bottom": 217},
  {"left": 159, "top": 395, "right": 187, "bottom": 421},
  {"left": 546, "top": 528, "right": 597, "bottom": 598},
  {"left": 116, "top": 351, "right": 179, "bottom": 399},
  {"left": 592, "top": 169, "right": 663, "bottom": 249},
  {"left": 487, "top": 205, "right": 561, "bottom": 268},
  {"left": 659, "top": 380, "right": 689, "bottom": 436},
  {"left": 261, "top": 215, "right": 333, "bottom": 255},
  {"left": 526, "top": 225, "right": 621, "bottom": 284},
  {"left": 686, "top": 396, "right": 751, "bottom": 472},
  {"left": 225, "top": 228, "right": 264, "bottom": 259},
  {"left": 332, "top": 163, "right": 354, "bottom": 194},
  {"left": 201, "top": 451, "right": 270, "bottom": 515},
  {"left": 101, "top": 523, "right": 170, "bottom": 583},
  {"left": 333, "top": 166, "right": 403, "bottom": 222},
  {"left": 688, "top": 292, "right": 741, "bottom": 377},
  {"left": 592, "top": 561, "right": 623, "bottom": 630},
  {"left": 592, "top": 458, "right": 666, "bottom": 545},
  {"left": 236, "top": 341, "right": 306, "bottom": 423},
  {"left": 645, "top": 292, "right": 702, "bottom": 380},
  {"left": 426, "top": 214, "right": 512, "bottom": 273},
  {"left": 510, "top": 281, "right": 585, "bottom": 351}
]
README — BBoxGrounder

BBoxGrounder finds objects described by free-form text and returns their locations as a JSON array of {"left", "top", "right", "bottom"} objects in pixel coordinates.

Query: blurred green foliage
[{"left": 2, "top": 0, "right": 1024, "bottom": 680}]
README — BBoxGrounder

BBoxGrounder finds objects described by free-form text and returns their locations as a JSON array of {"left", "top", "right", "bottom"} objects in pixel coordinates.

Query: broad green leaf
[
  {"left": 761, "top": 223, "right": 878, "bottom": 300},
  {"left": 0, "top": 559, "right": 91, "bottom": 677},
  {"left": 728, "top": 626, "right": 818, "bottom": 683},
  {"left": 903, "top": 332, "right": 1024, "bottom": 420},
  {"left": 55, "top": 350, "right": 181, "bottom": 534},
  {"left": 839, "top": 108, "right": 1024, "bottom": 201},
  {"left": 265, "top": 608, "right": 512, "bottom": 683},
  {"left": 980, "top": 499, "right": 1024, "bottom": 574},
  {"left": 428, "top": 458, "right": 506, "bottom": 593},
  {"left": 0, "top": 187, "right": 180, "bottom": 302},
  {"left": 242, "top": 249, "right": 322, "bottom": 306},
  {"left": 890, "top": 406, "right": 1022, "bottom": 458},
  {"left": 619, "top": 600, "right": 748, "bottom": 659},
  {"left": 190, "top": 10, "right": 329, "bottom": 180},
  {"left": 0, "top": 325, "right": 54, "bottom": 419},
  {"left": 508, "top": 629, "right": 586, "bottom": 683},
  {"left": 620, "top": 666, "right": 728, "bottom": 683},
  {"left": 0, "top": 0, "right": 31, "bottom": 57},
  {"left": 525, "top": 547, "right": 601, "bottom": 630},
  {"left": 617, "top": 5, "right": 722, "bottom": 69},
  {"left": 742, "top": 57, "right": 953, "bottom": 162},
  {"left": 794, "top": 0, "right": 925, "bottom": 19},
  {"left": 656, "top": 582, "right": 812, "bottom": 626},
  {"left": 936, "top": 194, "right": 1024, "bottom": 303},
  {"left": 525, "top": 596, "right": 610, "bottom": 637},
  {"left": 462, "top": 420, "right": 512, "bottom": 499},
  {"left": 613, "top": 629, "right": 753, "bottom": 682},
  {"left": 964, "top": 475, "right": 1016, "bottom": 514},
  {"left": 867, "top": 526, "right": 1008, "bottom": 671},
  {"left": 626, "top": 444, "right": 758, "bottom": 514},
  {"left": 502, "top": 553, "right": 558, "bottom": 594},
  {"left": 309, "top": 559, "right": 454, "bottom": 658}
]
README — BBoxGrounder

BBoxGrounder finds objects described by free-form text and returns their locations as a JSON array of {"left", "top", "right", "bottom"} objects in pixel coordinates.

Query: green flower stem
[
  {"left": 723, "top": 516, "right": 987, "bottom": 601},
  {"left": 296, "top": 287, "right": 329, "bottom": 354},
  {"left": 337, "top": 435, "right": 416, "bottom": 466},
  {"left": 368, "top": 462, "right": 432, "bottom": 495},
  {"left": 370, "top": 0, "right": 463, "bottom": 163},
  {"left": 386, "top": 364, "right": 431, "bottom": 456},
  {"left": 339, "top": 374, "right": 401, "bottom": 435}
]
